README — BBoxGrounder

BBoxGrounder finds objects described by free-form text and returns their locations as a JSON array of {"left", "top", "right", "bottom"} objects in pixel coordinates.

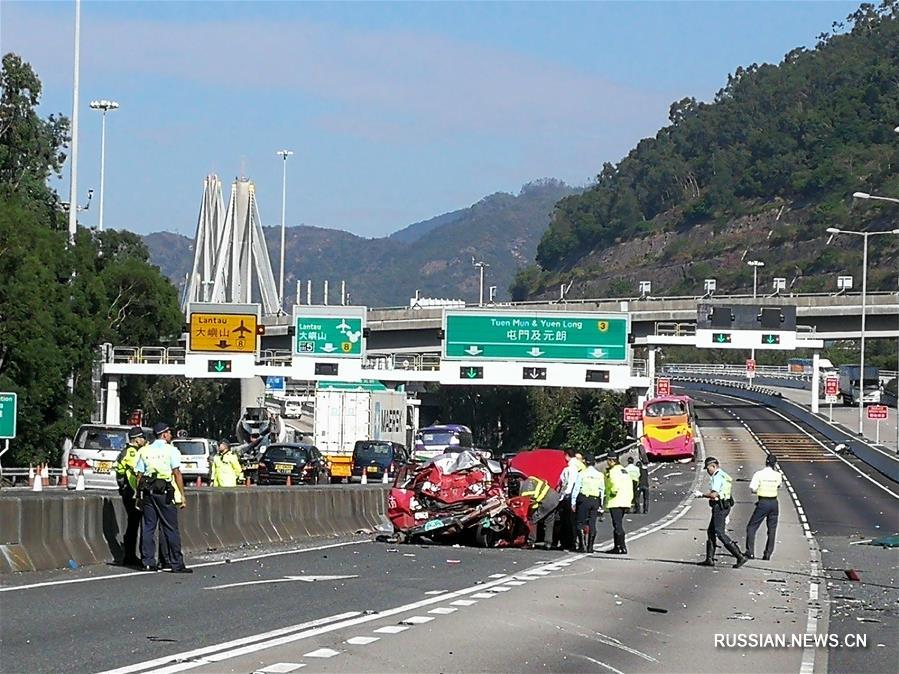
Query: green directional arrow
[
  {"left": 214, "top": 361, "right": 226, "bottom": 372},
  {"left": 466, "top": 368, "right": 478, "bottom": 379}
]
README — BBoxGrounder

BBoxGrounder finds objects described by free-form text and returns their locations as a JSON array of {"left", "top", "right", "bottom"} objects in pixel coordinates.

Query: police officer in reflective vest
[
  {"left": 135, "top": 422, "right": 192, "bottom": 573},
  {"left": 694, "top": 456, "right": 748, "bottom": 568},
  {"left": 571, "top": 456, "right": 605, "bottom": 553},
  {"left": 114, "top": 426, "right": 145, "bottom": 567},
  {"left": 210, "top": 440, "right": 244, "bottom": 487},
  {"left": 521, "top": 475, "right": 561, "bottom": 549},
  {"left": 603, "top": 451, "right": 634, "bottom": 554},
  {"left": 744, "top": 454, "right": 783, "bottom": 560}
]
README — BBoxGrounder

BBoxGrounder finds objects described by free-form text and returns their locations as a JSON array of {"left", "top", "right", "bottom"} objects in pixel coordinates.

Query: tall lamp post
[
  {"left": 276, "top": 149, "right": 293, "bottom": 313},
  {"left": 89, "top": 100, "right": 119, "bottom": 232},
  {"left": 472, "top": 259, "right": 489, "bottom": 306},
  {"left": 746, "top": 260, "right": 764, "bottom": 377},
  {"left": 826, "top": 222, "right": 899, "bottom": 436},
  {"left": 67, "top": 0, "right": 82, "bottom": 247}
]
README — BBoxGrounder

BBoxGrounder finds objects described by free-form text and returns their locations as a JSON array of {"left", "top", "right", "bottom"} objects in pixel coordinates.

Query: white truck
[
  {"left": 839, "top": 365, "right": 882, "bottom": 406},
  {"left": 313, "top": 386, "right": 408, "bottom": 482}
]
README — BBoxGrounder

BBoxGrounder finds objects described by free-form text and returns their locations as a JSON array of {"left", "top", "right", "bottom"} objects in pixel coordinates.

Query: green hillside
[{"left": 515, "top": 2, "right": 899, "bottom": 301}]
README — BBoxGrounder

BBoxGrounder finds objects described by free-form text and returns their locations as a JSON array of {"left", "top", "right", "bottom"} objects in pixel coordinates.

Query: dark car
[
  {"left": 257, "top": 443, "right": 330, "bottom": 485},
  {"left": 351, "top": 440, "right": 408, "bottom": 482}
]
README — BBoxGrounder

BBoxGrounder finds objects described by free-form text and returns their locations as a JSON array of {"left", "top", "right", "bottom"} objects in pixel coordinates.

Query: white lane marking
[
  {"left": 488, "top": 573, "right": 506, "bottom": 578},
  {"left": 253, "top": 664, "right": 305, "bottom": 673},
  {"left": 471, "top": 592, "right": 496, "bottom": 599},
  {"left": 504, "top": 580, "right": 527, "bottom": 586},
  {"left": 302, "top": 648, "right": 339, "bottom": 658},
  {"left": 400, "top": 615, "right": 434, "bottom": 625},
  {"left": 526, "top": 569, "right": 552, "bottom": 576},
  {"left": 206, "top": 574, "right": 358, "bottom": 590},
  {"left": 573, "top": 654, "right": 625, "bottom": 674},
  {"left": 126, "top": 561, "right": 572, "bottom": 674},
  {"left": 423, "top": 590, "right": 447, "bottom": 595},
  {"left": 96, "top": 612, "right": 359, "bottom": 674},
  {"left": 346, "top": 636, "right": 379, "bottom": 645},
  {"left": 450, "top": 599, "right": 478, "bottom": 606},
  {"left": 488, "top": 586, "right": 511, "bottom": 592},
  {"left": 0, "top": 540, "right": 370, "bottom": 593},
  {"left": 428, "top": 607, "right": 457, "bottom": 615},
  {"left": 373, "top": 625, "right": 409, "bottom": 634}
]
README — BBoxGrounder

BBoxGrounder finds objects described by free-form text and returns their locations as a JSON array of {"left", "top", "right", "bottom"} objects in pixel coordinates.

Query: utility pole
[
  {"left": 277, "top": 149, "right": 293, "bottom": 313},
  {"left": 472, "top": 258, "right": 489, "bottom": 306},
  {"left": 67, "top": 0, "right": 82, "bottom": 247}
]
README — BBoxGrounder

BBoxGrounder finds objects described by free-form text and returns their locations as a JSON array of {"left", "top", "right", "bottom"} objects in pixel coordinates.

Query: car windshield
[
  {"left": 75, "top": 427, "right": 129, "bottom": 451},
  {"left": 418, "top": 431, "right": 457, "bottom": 446},
  {"left": 266, "top": 446, "right": 310, "bottom": 462},
  {"left": 174, "top": 441, "right": 207, "bottom": 456},
  {"left": 645, "top": 401, "right": 687, "bottom": 418},
  {"left": 356, "top": 442, "right": 392, "bottom": 460}
]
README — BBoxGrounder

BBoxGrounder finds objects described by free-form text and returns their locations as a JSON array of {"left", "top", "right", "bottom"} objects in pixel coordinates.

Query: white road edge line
[{"left": 0, "top": 540, "right": 371, "bottom": 593}]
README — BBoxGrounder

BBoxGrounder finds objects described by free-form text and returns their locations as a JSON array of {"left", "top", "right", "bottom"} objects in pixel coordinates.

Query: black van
[{"left": 351, "top": 440, "right": 408, "bottom": 482}]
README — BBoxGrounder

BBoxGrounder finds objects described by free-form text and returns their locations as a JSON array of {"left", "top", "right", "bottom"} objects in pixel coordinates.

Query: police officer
[
  {"left": 625, "top": 457, "right": 640, "bottom": 512},
  {"left": 635, "top": 460, "right": 650, "bottom": 514},
  {"left": 521, "top": 475, "right": 561, "bottom": 550},
  {"left": 744, "top": 454, "right": 783, "bottom": 560},
  {"left": 571, "top": 455, "right": 605, "bottom": 553},
  {"left": 210, "top": 440, "right": 244, "bottom": 487},
  {"left": 135, "top": 422, "right": 192, "bottom": 573},
  {"left": 559, "top": 450, "right": 586, "bottom": 549},
  {"left": 694, "top": 456, "right": 748, "bottom": 568},
  {"left": 603, "top": 451, "right": 633, "bottom": 554},
  {"left": 113, "top": 427, "right": 145, "bottom": 567}
]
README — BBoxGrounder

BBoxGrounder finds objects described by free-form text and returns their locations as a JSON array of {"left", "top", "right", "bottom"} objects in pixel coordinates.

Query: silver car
[{"left": 66, "top": 424, "right": 150, "bottom": 490}]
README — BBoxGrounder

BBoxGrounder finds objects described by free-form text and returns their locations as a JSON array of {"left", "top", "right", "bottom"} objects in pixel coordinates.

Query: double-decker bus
[{"left": 640, "top": 395, "right": 696, "bottom": 462}]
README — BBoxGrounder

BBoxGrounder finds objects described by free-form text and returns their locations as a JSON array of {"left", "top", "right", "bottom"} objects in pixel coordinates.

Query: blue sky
[{"left": 3, "top": 1, "right": 860, "bottom": 238}]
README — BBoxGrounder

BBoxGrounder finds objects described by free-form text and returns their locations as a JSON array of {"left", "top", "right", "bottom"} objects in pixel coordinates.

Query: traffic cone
[
  {"left": 41, "top": 463, "right": 49, "bottom": 487},
  {"left": 382, "top": 472, "right": 389, "bottom": 484},
  {"left": 245, "top": 476, "right": 252, "bottom": 487},
  {"left": 286, "top": 475, "right": 292, "bottom": 487},
  {"left": 195, "top": 475, "right": 202, "bottom": 488},
  {"left": 59, "top": 470, "right": 68, "bottom": 488},
  {"left": 361, "top": 471, "right": 368, "bottom": 485},
  {"left": 75, "top": 469, "right": 86, "bottom": 491},
  {"left": 32, "top": 470, "right": 43, "bottom": 492},
  {"left": 28, "top": 464, "right": 34, "bottom": 488}
]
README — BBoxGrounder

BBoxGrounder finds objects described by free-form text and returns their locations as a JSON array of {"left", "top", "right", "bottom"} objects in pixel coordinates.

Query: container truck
[{"left": 838, "top": 365, "right": 881, "bottom": 406}]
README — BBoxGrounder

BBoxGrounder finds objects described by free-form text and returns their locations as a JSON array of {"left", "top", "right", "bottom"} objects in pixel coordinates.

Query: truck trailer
[{"left": 838, "top": 365, "right": 881, "bottom": 406}]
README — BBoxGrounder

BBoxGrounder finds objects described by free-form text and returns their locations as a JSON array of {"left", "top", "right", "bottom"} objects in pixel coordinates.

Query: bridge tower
[{"left": 182, "top": 175, "right": 281, "bottom": 315}]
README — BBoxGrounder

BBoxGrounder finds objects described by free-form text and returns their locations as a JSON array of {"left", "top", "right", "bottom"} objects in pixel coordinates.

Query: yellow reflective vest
[
  {"left": 579, "top": 467, "right": 604, "bottom": 498},
  {"left": 211, "top": 451, "right": 244, "bottom": 487},
  {"left": 604, "top": 465, "right": 634, "bottom": 509},
  {"left": 114, "top": 444, "right": 140, "bottom": 491},
  {"left": 521, "top": 477, "right": 551, "bottom": 507}
]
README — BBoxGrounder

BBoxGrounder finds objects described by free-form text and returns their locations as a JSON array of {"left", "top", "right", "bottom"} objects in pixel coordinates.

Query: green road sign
[
  {"left": 207, "top": 359, "right": 232, "bottom": 373},
  {"left": 294, "top": 316, "right": 364, "bottom": 357},
  {"left": 0, "top": 392, "right": 17, "bottom": 439},
  {"left": 762, "top": 334, "right": 781, "bottom": 345},
  {"left": 444, "top": 311, "right": 629, "bottom": 363},
  {"left": 713, "top": 332, "right": 732, "bottom": 344},
  {"left": 460, "top": 366, "right": 484, "bottom": 380}
]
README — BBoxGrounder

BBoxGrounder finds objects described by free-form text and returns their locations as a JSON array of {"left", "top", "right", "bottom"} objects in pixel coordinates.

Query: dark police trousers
[
  {"left": 119, "top": 485, "right": 142, "bottom": 564},
  {"left": 609, "top": 507, "right": 627, "bottom": 552},
  {"left": 141, "top": 492, "right": 185, "bottom": 570},
  {"left": 575, "top": 494, "right": 599, "bottom": 533},
  {"left": 706, "top": 500, "right": 742, "bottom": 562},
  {"left": 745, "top": 497, "right": 779, "bottom": 558},
  {"left": 634, "top": 486, "right": 649, "bottom": 514},
  {"left": 530, "top": 489, "right": 561, "bottom": 546}
]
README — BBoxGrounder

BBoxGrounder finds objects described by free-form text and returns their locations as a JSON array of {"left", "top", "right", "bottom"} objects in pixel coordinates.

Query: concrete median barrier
[{"left": 0, "top": 485, "right": 388, "bottom": 574}]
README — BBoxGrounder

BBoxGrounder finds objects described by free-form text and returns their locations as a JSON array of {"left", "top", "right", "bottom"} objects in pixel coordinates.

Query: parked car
[
  {"left": 351, "top": 440, "right": 408, "bottom": 482},
  {"left": 172, "top": 437, "right": 215, "bottom": 485},
  {"left": 66, "top": 424, "right": 151, "bottom": 490},
  {"left": 257, "top": 443, "right": 330, "bottom": 485}
]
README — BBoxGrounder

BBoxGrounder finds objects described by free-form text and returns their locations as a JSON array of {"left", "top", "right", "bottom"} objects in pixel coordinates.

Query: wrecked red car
[{"left": 386, "top": 448, "right": 567, "bottom": 547}]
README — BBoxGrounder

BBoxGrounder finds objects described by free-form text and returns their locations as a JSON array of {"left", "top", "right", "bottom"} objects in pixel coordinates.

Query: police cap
[
  {"left": 704, "top": 456, "right": 719, "bottom": 468},
  {"left": 153, "top": 422, "right": 171, "bottom": 436},
  {"left": 127, "top": 426, "right": 144, "bottom": 439},
  {"left": 594, "top": 453, "right": 609, "bottom": 463},
  {"left": 765, "top": 454, "right": 777, "bottom": 467}
]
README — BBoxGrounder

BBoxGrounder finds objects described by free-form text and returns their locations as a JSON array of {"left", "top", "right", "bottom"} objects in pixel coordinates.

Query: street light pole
[
  {"left": 90, "top": 100, "right": 119, "bottom": 232},
  {"left": 276, "top": 149, "right": 293, "bottom": 313},
  {"left": 472, "top": 259, "right": 489, "bottom": 306},
  {"left": 746, "top": 260, "right": 764, "bottom": 377},
  {"left": 827, "top": 224, "right": 899, "bottom": 435},
  {"left": 67, "top": 0, "right": 82, "bottom": 247}
]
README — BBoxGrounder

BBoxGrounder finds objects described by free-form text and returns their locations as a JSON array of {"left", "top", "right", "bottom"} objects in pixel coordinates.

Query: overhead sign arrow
[
  {"left": 214, "top": 361, "right": 226, "bottom": 372},
  {"left": 321, "top": 343, "right": 337, "bottom": 353},
  {"left": 523, "top": 367, "right": 547, "bottom": 380},
  {"left": 526, "top": 347, "right": 544, "bottom": 357},
  {"left": 207, "top": 574, "right": 359, "bottom": 590},
  {"left": 464, "top": 345, "right": 483, "bottom": 356},
  {"left": 466, "top": 368, "right": 480, "bottom": 379},
  {"left": 216, "top": 339, "right": 231, "bottom": 349},
  {"left": 589, "top": 348, "right": 607, "bottom": 359}
]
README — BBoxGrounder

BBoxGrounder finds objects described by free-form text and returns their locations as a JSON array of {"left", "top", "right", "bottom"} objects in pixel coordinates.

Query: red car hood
[{"left": 509, "top": 449, "right": 568, "bottom": 487}]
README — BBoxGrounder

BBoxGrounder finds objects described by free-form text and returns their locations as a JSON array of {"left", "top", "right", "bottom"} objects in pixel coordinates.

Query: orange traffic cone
[
  {"left": 195, "top": 475, "right": 202, "bottom": 488},
  {"left": 59, "top": 471, "right": 68, "bottom": 488},
  {"left": 245, "top": 476, "right": 252, "bottom": 487},
  {"left": 41, "top": 463, "right": 50, "bottom": 487},
  {"left": 28, "top": 464, "right": 34, "bottom": 488},
  {"left": 75, "top": 468, "right": 86, "bottom": 491},
  {"left": 286, "top": 475, "right": 292, "bottom": 487}
]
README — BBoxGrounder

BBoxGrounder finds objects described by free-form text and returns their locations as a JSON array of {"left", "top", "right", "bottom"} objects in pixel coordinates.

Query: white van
[{"left": 172, "top": 438, "right": 215, "bottom": 485}]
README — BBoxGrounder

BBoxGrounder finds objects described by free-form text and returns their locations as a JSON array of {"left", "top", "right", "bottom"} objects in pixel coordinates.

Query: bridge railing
[
  {"left": 363, "top": 352, "right": 441, "bottom": 371},
  {"left": 110, "top": 346, "right": 186, "bottom": 365}
]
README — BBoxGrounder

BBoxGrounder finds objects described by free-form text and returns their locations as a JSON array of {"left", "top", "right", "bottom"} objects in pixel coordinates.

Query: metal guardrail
[
  {"left": 110, "top": 346, "right": 186, "bottom": 364},
  {"left": 363, "top": 353, "right": 441, "bottom": 371}
]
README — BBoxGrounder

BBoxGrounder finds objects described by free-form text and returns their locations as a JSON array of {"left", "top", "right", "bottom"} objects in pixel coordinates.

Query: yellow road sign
[{"left": 189, "top": 313, "right": 258, "bottom": 353}]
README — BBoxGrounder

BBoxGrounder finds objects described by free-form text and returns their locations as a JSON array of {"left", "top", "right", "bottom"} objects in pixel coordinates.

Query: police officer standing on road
[
  {"left": 694, "top": 456, "right": 748, "bottom": 568},
  {"left": 571, "top": 456, "right": 605, "bottom": 553},
  {"left": 114, "top": 426, "right": 145, "bottom": 567},
  {"left": 211, "top": 440, "right": 244, "bottom": 487},
  {"left": 625, "top": 457, "right": 640, "bottom": 512},
  {"left": 135, "top": 423, "right": 192, "bottom": 573},
  {"left": 521, "top": 475, "right": 561, "bottom": 550},
  {"left": 602, "top": 451, "right": 633, "bottom": 554},
  {"left": 635, "top": 460, "right": 650, "bottom": 514},
  {"left": 743, "top": 454, "right": 783, "bottom": 560}
]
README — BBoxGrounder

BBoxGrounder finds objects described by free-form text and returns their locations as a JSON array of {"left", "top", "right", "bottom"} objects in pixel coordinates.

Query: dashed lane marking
[
  {"left": 450, "top": 599, "right": 478, "bottom": 606},
  {"left": 252, "top": 664, "right": 305, "bottom": 674},
  {"left": 428, "top": 607, "right": 458, "bottom": 615},
  {"left": 488, "top": 573, "right": 506, "bottom": 578},
  {"left": 504, "top": 580, "right": 527, "bottom": 586},
  {"left": 488, "top": 586, "right": 511, "bottom": 592},
  {"left": 373, "top": 625, "right": 409, "bottom": 634},
  {"left": 471, "top": 592, "right": 497, "bottom": 599},
  {"left": 345, "top": 637, "right": 379, "bottom": 645},
  {"left": 423, "top": 590, "right": 447, "bottom": 595},
  {"left": 302, "top": 648, "right": 340, "bottom": 659},
  {"left": 399, "top": 615, "right": 434, "bottom": 625}
]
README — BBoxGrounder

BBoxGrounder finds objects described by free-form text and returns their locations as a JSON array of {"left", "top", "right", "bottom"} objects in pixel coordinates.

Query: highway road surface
[{"left": 1, "top": 393, "right": 896, "bottom": 674}]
